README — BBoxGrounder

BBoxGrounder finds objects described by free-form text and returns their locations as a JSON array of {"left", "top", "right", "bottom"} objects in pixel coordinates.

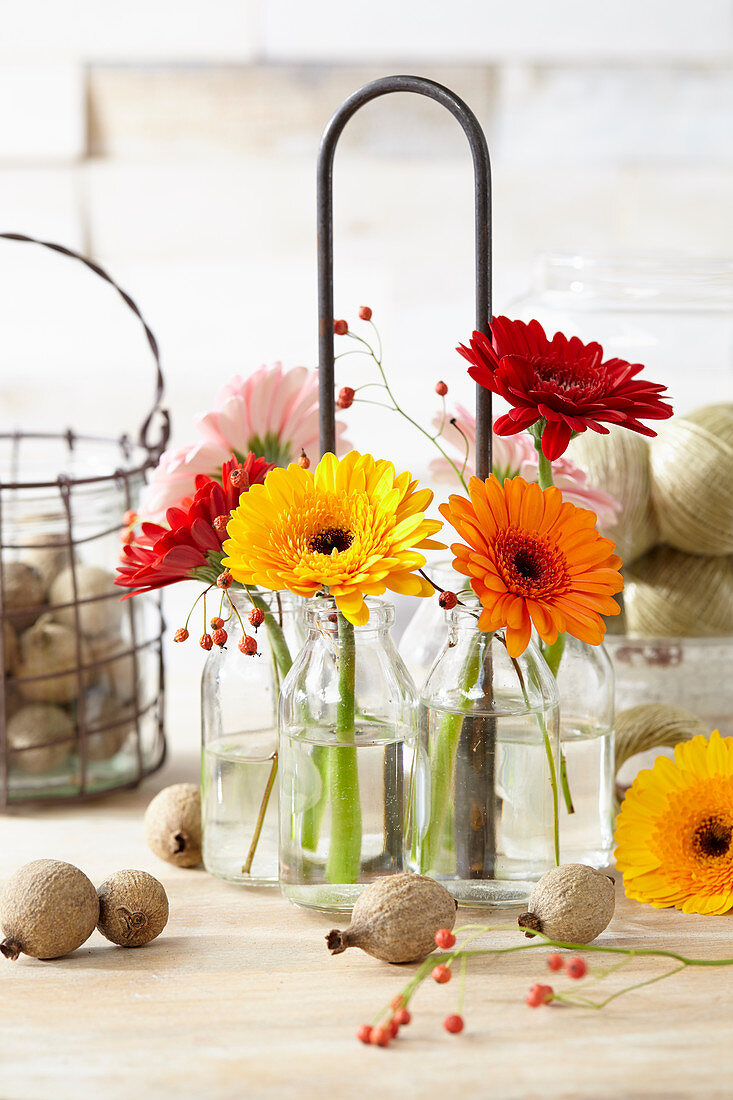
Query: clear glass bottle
[
  {"left": 279, "top": 597, "right": 417, "bottom": 913},
  {"left": 399, "top": 559, "right": 471, "bottom": 688},
  {"left": 553, "top": 635, "right": 615, "bottom": 868},
  {"left": 201, "top": 590, "right": 303, "bottom": 886},
  {"left": 407, "top": 598, "right": 561, "bottom": 907}
]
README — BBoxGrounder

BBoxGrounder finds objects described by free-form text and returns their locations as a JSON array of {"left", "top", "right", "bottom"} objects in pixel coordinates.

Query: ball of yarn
[
  {"left": 568, "top": 427, "right": 657, "bottom": 564},
  {"left": 614, "top": 703, "right": 709, "bottom": 811},
  {"left": 650, "top": 404, "right": 733, "bottom": 556},
  {"left": 625, "top": 545, "right": 733, "bottom": 637}
]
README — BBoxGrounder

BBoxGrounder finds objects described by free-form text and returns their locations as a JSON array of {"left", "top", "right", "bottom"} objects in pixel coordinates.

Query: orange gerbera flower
[{"left": 440, "top": 474, "right": 623, "bottom": 657}]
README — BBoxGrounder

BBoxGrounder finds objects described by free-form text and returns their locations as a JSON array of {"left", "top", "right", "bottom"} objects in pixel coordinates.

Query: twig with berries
[
  {"left": 333, "top": 311, "right": 470, "bottom": 491},
  {"left": 354, "top": 925, "right": 733, "bottom": 1047}
]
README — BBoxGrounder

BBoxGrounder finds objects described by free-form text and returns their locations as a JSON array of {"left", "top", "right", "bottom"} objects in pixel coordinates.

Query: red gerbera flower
[
  {"left": 458, "top": 317, "right": 673, "bottom": 461},
  {"left": 115, "top": 453, "right": 273, "bottom": 595}
]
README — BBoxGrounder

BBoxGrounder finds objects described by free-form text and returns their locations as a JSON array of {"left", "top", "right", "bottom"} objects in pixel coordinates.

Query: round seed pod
[
  {"left": 7, "top": 704, "right": 75, "bottom": 774},
  {"left": 0, "top": 859, "right": 99, "bottom": 960},
  {"left": 88, "top": 633, "right": 136, "bottom": 702},
  {"left": 517, "top": 864, "right": 615, "bottom": 944},
  {"left": 96, "top": 869, "right": 169, "bottom": 947},
  {"left": 15, "top": 618, "right": 92, "bottom": 704},
  {"left": 24, "top": 537, "right": 73, "bottom": 593},
  {"left": 326, "top": 873, "right": 457, "bottom": 964},
  {"left": 82, "top": 695, "right": 135, "bottom": 762},
  {"left": 2, "top": 561, "right": 46, "bottom": 631},
  {"left": 3, "top": 621, "right": 18, "bottom": 673},
  {"left": 49, "top": 565, "right": 122, "bottom": 638},
  {"left": 144, "top": 784, "right": 202, "bottom": 868}
]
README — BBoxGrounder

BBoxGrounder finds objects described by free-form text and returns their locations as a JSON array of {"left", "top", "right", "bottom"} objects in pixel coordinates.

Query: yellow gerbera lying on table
[
  {"left": 222, "top": 450, "right": 443, "bottom": 625},
  {"left": 615, "top": 730, "right": 733, "bottom": 915}
]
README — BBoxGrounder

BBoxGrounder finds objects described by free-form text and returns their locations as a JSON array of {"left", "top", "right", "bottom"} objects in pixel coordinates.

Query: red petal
[{"left": 541, "top": 419, "right": 573, "bottom": 460}]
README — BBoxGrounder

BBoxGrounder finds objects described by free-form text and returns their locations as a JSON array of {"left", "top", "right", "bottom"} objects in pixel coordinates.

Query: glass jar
[
  {"left": 399, "top": 559, "right": 471, "bottom": 689},
  {"left": 201, "top": 590, "right": 303, "bottom": 886},
  {"left": 407, "top": 599, "right": 561, "bottom": 907},
  {"left": 510, "top": 254, "right": 733, "bottom": 776},
  {"left": 279, "top": 597, "right": 417, "bottom": 913},
  {"left": 1, "top": 433, "right": 165, "bottom": 804},
  {"left": 553, "top": 636, "right": 615, "bottom": 868}
]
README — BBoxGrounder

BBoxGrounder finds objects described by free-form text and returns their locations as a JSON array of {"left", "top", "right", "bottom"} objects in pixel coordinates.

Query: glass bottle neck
[
  {"left": 304, "top": 596, "right": 395, "bottom": 638},
  {"left": 227, "top": 588, "right": 300, "bottom": 616}
]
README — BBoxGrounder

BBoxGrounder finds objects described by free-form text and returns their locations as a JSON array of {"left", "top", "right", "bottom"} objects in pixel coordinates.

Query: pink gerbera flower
[
  {"left": 140, "top": 363, "right": 349, "bottom": 517},
  {"left": 431, "top": 403, "right": 621, "bottom": 530}
]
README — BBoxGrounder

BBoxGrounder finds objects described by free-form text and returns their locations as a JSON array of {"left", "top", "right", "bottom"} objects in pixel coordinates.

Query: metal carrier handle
[
  {"left": 316, "top": 74, "right": 494, "bottom": 477},
  {"left": 0, "top": 232, "right": 170, "bottom": 460}
]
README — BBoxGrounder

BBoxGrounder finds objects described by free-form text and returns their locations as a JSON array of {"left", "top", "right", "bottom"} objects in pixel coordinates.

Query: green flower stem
[
  {"left": 246, "top": 590, "right": 293, "bottom": 679},
  {"left": 542, "top": 725, "right": 561, "bottom": 866},
  {"left": 234, "top": 588, "right": 295, "bottom": 874},
  {"left": 372, "top": 926, "right": 733, "bottom": 1027},
  {"left": 301, "top": 747, "right": 329, "bottom": 852},
  {"left": 541, "top": 633, "right": 566, "bottom": 678},
  {"left": 325, "top": 613, "right": 362, "bottom": 885},
  {"left": 536, "top": 448, "right": 554, "bottom": 492},
  {"left": 241, "top": 752, "right": 278, "bottom": 876},
  {"left": 420, "top": 634, "right": 482, "bottom": 874},
  {"left": 505, "top": 646, "right": 560, "bottom": 867},
  {"left": 531, "top": 433, "right": 575, "bottom": 818}
]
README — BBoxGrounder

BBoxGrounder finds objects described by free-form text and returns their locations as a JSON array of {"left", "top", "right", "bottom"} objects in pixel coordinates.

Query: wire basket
[{"left": 0, "top": 233, "right": 170, "bottom": 807}]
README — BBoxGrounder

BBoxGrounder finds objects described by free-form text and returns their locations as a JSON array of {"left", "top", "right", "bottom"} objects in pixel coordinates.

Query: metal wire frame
[
  {"left": 317, "top": 74, "right": 493, "bottom": 477},
  {"left": 315, "top": 76, "right": 498, "bottom": 881},
  {"left": 0, "top": 235, "right": 169, "bottom": 808}
]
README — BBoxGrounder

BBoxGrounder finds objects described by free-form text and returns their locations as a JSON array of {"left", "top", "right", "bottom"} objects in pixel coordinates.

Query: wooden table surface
[{"left": 2, "top": 738, "right": 732, "bottom": 1100}]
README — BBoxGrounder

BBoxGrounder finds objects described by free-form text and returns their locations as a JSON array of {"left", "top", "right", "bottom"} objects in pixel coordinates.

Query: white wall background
[
  {"left": 1, "top": 1, "right": 732, "bottom": 708},
  {"left": 1, "top": 0, "right": 732, "bottom": 464}
]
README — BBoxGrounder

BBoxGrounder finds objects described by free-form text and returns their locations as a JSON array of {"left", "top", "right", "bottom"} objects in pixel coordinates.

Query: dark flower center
[
  {"left": 531, "top": 356, "right": 607, "bottom": 402},
  {"left": 309, "top": 527, "right": 353, "bottom": 555},
  {"left": 693, "top": 816, "right": 732, "bottom": 859},
  {"left": 495, "top": 526, "right": 567, "bottom": 597},
  {"left": 513, "top": 548, "right": 543, "bottom": 583}
]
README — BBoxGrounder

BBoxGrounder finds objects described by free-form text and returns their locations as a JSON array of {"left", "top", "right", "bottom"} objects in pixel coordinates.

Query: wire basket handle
[
  {"left": 0, "top": 232, "right": 170, "bottom": 460},
  {"left": 316, "top": 74, "right": 493, "bottom": 477}
]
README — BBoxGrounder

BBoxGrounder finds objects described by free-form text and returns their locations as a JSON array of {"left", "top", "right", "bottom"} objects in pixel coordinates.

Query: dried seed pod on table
[
  {"left": 96, "top": 869, "right": 169, "bottom": 947},
  {"left": 518, "top": 864, "right": 615, "bottom": 944},
  {"left": 144, "top": 783, "right": 202, "bottom": 868},
  {"left": 0, "top": 859, "right": 99, "bottom": 960},
  {"left": 327, "top": 873, "right": 457, "bottom": 964}
]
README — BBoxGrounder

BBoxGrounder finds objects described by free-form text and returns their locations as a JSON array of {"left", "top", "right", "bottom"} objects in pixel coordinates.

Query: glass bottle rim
[
  {"left": 445, "top": 592, "right": 483, "bottom": 625},
  {"left": 304, "top": 595, "right": 395, "bottom": 630},
  {"left": 227, "top": 588, "right": 302, "bottom": 613},
  {"left": 530, "top": 252, "right": 733, "bottom": 312}
]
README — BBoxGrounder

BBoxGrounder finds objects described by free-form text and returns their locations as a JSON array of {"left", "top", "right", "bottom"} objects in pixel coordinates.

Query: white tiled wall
[{"left": 1, "top": 1, "right": 732, "bottom": 469}]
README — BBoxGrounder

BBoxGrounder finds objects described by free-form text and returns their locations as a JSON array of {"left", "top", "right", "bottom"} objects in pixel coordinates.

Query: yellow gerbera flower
[
  {"left": 222, "top": 450, "right": 444, "bottom": 625},
  {"left": 615, "top": 731, "right": 733, "bottom": 915}
]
